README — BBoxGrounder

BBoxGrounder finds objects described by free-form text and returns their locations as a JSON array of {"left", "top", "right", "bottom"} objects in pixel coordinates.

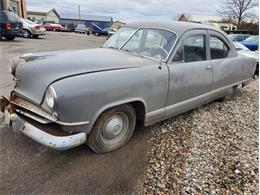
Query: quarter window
[{"left": 210, "top": 37, "right": 229, "bottom": 59}]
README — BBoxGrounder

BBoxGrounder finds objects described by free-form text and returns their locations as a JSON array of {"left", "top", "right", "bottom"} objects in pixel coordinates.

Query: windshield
[
  {"left": 22, "top": 19, "right": 35, "bottom": 25},
  {"left": 228, "top": 34, "right": 235, "bottom": 39},
  {"left": 103, "top": 27, "right": 137, "bottom": 49},
  {"left": 244, "top": 36, "right": 259, "bottom": 42},
  {"left": 6, "top": 11, "right": 21, "bottom": 22},
  {"left": 104, "top": 27, "right": 177, "bottom": 60}
]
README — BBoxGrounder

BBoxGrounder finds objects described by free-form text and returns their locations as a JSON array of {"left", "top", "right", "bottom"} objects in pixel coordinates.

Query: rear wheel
[
  {"left": 4, "top": 36, "right": 15, "bottom": 40},
  {"left": 218, "top": 85, "right": 239, "bottom": 102},
  {"left": 23, "top": 29, "right": 31, "bottom": 38},
  {"left": 88, "top": 104, "right": 136, "bottom": 153}
]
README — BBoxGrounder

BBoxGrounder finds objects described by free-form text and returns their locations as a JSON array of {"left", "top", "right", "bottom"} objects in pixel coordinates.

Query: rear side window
[
  {"left": 210, "top": 37, "right": 229, "bottom": 59},
  {"left": 0, "top": 12, "right": 6, "bottom": 21},
  {"left": 6, "top": 12, "right": 21, "bottom": 22},
  {"left": 183, "top": 35, "right": 206, "bottom": 62}
]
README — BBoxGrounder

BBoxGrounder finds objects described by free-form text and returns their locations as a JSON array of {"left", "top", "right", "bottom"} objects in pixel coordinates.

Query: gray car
[{"left": 0, "top": 21, "right": 256, "bottom": 153}]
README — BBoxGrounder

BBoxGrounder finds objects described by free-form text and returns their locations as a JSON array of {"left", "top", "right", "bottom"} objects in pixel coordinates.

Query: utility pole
[{"left": 78, "top": 5, "right": 81, "bottom": 19}]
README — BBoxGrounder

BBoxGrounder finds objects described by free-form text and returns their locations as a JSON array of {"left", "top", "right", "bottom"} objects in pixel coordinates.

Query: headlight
[{"left": 45, "top": 86, "right": 57, "bottom": 109}]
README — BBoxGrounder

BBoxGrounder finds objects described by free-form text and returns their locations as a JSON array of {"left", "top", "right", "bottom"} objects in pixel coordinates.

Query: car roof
[{"left": 126, "top": 20, "right": 226, "bottom": 37}]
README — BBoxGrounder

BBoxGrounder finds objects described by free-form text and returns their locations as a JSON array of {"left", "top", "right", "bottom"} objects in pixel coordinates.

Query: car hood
[{"left": 13, "top": 48, "right": 157, "bottom": 104}]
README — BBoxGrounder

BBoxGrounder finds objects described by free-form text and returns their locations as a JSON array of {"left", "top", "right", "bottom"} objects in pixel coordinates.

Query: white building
[{"left": 27, "top": 6, "right": 60, "bottom": 23}]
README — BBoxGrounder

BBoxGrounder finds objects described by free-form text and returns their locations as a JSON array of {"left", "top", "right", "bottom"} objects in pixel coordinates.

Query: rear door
[
  {"left": 166, "top": 29, "right": 213, "bottom": 116},
  {"left": 209, "top": 30, "right": 255, "bottom": 90}
]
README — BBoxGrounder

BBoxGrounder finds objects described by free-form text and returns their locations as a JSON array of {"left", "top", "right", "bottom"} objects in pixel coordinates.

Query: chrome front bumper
[{"left": 0, "top": 96, "right": 86, "bottom": 150}]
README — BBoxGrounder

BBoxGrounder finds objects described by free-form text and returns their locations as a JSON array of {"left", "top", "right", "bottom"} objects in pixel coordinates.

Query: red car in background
[{"left": 44, "top": 23, "right": 65, "bottom": 31}]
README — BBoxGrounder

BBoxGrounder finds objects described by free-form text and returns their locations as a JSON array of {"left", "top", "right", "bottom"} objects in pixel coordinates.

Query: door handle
[{"left": 206, "top": 65, "right": 213, "bottom": 70}]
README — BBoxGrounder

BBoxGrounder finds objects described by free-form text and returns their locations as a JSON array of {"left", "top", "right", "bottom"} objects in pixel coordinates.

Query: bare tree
[{"left": 218, "top": 0, "right": 258, "bottom": 25}]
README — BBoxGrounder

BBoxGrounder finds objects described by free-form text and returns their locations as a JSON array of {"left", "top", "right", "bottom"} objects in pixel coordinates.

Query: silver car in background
[
  {"left": 0, "top": 21, "right": 256, "bottom": 153},
  {"left": 21, "top": 18, "right": 46, "bottom": 38}
]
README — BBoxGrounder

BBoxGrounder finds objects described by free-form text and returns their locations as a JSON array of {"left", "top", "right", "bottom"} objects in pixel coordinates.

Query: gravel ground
[{"left": 139, "top": 80, "right": 258, "bottom": 194}]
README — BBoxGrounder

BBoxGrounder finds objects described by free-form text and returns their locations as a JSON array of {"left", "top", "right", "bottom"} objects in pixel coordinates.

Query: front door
[{"left": 165, "top": 29, "right": 213, "bottom": 117}]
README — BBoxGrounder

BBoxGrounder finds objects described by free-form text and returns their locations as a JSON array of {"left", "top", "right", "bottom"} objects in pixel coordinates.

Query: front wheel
[{"left": 88, "top": 104, "right": 136, "bottom": 153}]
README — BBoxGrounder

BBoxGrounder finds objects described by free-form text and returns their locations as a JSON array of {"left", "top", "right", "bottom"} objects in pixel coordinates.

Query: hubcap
[
  {"left": 102, "top": 113, "right": 128, "bottom": 140},
  {"left": 23, "top": 30, "right": 30, "bottom": 38}
]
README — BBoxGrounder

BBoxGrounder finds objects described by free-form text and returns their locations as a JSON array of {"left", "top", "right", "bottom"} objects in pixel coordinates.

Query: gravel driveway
[{"left": 139, "top": 80, "right": 258, "bottom": 194}]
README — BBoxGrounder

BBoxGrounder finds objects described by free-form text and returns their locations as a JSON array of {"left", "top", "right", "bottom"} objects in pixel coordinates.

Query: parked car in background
[
  {"left": 91, "top": 23, "right": 109, "bottom": 36},
  {"left": 21, "top": 19, "right": 46, "bottom": 38},
  {"left": 74, "top": 24, "right": 91, "bottom": 34},
  {"left": 44, "top": 23, "right": 65, "bottom": 31},
  {"left": 0, "top": 10, "right": 23, "bottom": 40},
  {"left": 241, "top": 36, "right": 259, "bottom": 51},
  {"left": 233, "top": 41, "right": 259, "bottom": 76},
  {"left": 228, "top": 34, "right": 251, "bottom": 42},
  {"left": 0, "top": 21, "right": 256, "bottom": 153}
]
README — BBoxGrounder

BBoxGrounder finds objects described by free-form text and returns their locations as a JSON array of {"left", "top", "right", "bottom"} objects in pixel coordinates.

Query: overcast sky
[{"left": 27, "top": 0, "right": 258, "bottom": 22}]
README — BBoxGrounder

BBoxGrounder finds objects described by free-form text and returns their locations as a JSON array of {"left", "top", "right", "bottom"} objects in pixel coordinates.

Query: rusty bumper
[{"left": 0, "top": 96, "right": 87, "bottom": 150}]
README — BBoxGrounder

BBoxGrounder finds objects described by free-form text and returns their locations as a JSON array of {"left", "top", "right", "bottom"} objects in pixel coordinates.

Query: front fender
[{"left": 51, "top": 65, "right": 169, "bottom": 133}]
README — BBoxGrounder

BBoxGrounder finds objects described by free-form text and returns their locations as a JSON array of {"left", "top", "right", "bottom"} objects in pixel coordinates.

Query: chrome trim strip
[
  {"left": 15, "top": 108, "right": 51, "bottom": 124},
  {"left": 55, "top": 120, "right": 90, "bottom": 126},
  {"left": 119, "top": 27, "right": 140, "bottom": 49},
  {"left": 11, "top": 97, "right": 90, "bottom": 126}
]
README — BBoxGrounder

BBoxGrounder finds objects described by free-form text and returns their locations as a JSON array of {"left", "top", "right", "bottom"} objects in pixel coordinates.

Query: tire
[
  {"left": 218, "top": 85, "right": 239, "bottom": 102},
  {"left": 23, "top": 29, "right": 31, "bottom": 38},
  {"left": 88, "top": 104, "right": 136, "bottom": 153},
  {"left": 4, "top": 36, "right": 15, "bottom": 40},
  {"left": 32, "top": 35, "right": 39, "bottom": 38}
]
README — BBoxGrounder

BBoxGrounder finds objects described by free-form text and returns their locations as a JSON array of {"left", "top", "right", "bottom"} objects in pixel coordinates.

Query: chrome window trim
[{"left": 119, "top": 27, "right": 140, "bottom": 49}]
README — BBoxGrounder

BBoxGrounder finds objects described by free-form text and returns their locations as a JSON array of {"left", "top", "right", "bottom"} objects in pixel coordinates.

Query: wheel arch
[
  {"left": 90, "top": 98, "right": 147, "bottom": 131},
  {"left": 23, "top": 27, "right": 32, "bottom": 34}
]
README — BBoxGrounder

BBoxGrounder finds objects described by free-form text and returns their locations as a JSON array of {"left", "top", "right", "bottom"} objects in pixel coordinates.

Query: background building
[
  {"left": 27, "top": 6, "right": 60, "bottom": 23},
  {"left": 0, "top": 0, "right": 27, "bottom": 18},
  {"left": 60, "top": 14, "right": 113, "bottom": 30}
]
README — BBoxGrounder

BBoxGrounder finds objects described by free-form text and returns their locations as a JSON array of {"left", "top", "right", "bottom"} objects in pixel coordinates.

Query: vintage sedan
[{"left": 0, "top": 21, "right": 256, "bottom": 153}]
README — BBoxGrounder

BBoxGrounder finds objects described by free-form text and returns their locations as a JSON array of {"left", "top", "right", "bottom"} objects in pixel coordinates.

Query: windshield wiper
[{"left": 106, "top": 46, "right": 118, "bottom": 49}]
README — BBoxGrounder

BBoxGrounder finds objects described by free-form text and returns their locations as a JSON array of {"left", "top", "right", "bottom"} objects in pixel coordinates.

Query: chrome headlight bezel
[{"left": 45, "top": 86, "right": 57, "bottom": 109}]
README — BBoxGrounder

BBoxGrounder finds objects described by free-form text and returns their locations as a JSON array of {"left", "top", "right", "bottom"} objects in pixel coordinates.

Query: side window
[
  {"left": 0, "top": 12, "right": 6, "bottom": 21},
  {"left": 183, "top": 35, "right": 206, "bottom": 62},
  {"left": 210, "top": 36, "right": 229, "bottom": 59},
  {"left": 172, "top": 45, "right": 184, "bottom": 62}
]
